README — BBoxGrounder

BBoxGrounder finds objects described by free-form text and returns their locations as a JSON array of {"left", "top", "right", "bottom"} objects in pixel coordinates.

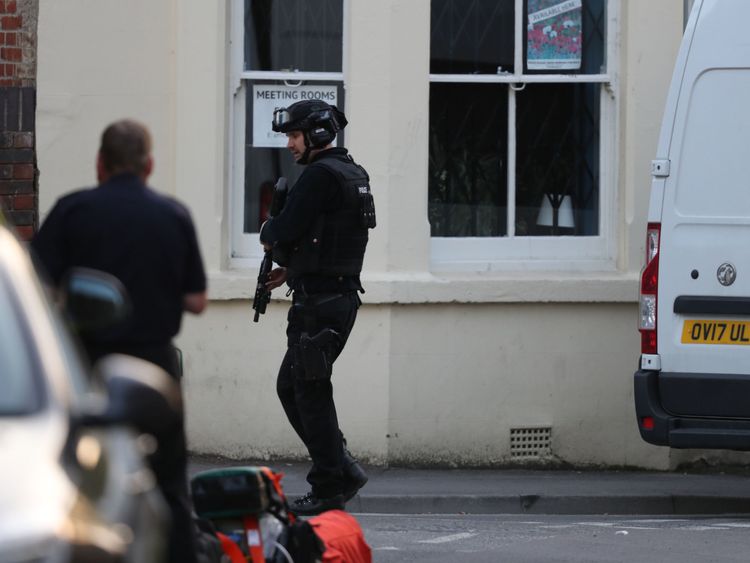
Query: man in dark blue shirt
[
  {"left": 33, "top": 121, "right": 206, "bottom": 374},
  {"left": 32, "top": 119, "right": 206, "bottom": 563}
]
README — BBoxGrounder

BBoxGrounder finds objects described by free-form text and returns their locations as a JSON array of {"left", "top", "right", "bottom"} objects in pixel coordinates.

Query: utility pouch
[
  {"left": 297, "top": 328, "right": 341, "bottom": 381},
  {"left": 358, "top": 187, "right": 377, "bottom": 229}
]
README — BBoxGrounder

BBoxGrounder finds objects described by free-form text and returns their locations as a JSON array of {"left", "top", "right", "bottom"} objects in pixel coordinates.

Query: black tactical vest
[{"left": 287, "top": 152, "right": 376, "bottom": 276}]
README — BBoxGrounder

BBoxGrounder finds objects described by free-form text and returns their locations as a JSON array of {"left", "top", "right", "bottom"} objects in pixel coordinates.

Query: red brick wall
[
  {"left": 0, "top": 0, "right": 36, "bottom": 240},
  {"left": 0, "top": 0, "right": 35, "bottom": 87}
]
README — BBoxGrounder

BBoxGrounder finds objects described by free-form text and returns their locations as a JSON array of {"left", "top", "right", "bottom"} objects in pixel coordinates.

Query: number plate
[{"left": 681, "top": 320, "right": 750, "bottom": 345}]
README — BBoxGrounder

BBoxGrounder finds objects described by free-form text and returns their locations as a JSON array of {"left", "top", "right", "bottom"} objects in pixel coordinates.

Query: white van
[{"left": 634, "top": 0, "right": 750, "bottom": 450}]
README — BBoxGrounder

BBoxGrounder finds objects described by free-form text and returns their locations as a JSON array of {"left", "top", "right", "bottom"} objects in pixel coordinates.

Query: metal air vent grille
[{"left": 510, "top": 427, "right": 552, "bottom": 460}]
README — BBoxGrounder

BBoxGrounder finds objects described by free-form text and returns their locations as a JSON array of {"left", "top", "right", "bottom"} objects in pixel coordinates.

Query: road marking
[
  {"left": 374, "top": 547, "right": 400, "bottom": 551},
  {"left": 419, "top": 532, "right": 478, "bottom": 544},
  {"left": 624, "top": 519, "right": 688, "bottom": 523}
]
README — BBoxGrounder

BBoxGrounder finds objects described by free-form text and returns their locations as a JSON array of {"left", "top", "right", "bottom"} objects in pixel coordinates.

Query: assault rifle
[{"left": 252, "top": 177, "right": 288, "bottom": 322}]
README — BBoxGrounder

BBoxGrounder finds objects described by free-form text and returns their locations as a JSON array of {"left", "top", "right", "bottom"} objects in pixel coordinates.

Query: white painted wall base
[{"left": 178, "top": 300, "right": 680, "bottom": 470}]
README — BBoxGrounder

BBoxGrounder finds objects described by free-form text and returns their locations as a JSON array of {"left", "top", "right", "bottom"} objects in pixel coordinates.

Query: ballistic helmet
[{"left": 272, "top": 100, "right": 348, "bottom": 150}]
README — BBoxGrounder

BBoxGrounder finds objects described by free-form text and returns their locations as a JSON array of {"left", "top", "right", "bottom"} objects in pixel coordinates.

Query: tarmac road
[
  {"left": 358, "top": 513, "right": 750, "bottom": 563},
  {"left": 188, "top": 456, "right": 750, "bottom": 561}
]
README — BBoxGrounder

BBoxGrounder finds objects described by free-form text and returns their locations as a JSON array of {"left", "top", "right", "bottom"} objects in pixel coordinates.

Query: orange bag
[{"left": 310, "top": 510, "right": 372, "bottom": 563}]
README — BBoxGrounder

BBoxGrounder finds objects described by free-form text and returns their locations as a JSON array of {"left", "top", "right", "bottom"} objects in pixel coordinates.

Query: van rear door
[{"left": 658, "top": 0, "right": 750, "bottom": 418}]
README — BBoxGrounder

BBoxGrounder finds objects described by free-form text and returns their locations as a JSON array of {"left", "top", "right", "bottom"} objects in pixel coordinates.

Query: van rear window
[{"left": 675, "top": 69, "right": 750, "bottom": 217}]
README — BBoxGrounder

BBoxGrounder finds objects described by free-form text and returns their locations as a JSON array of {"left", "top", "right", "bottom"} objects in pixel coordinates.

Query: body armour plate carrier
[{"left": 285, "top": 153, "right": 376, "bottom": 276}]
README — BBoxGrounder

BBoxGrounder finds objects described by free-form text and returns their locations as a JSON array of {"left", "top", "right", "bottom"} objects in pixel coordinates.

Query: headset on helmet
[{"left": 272, "top": 100, "right": 348, "bottom": 150}]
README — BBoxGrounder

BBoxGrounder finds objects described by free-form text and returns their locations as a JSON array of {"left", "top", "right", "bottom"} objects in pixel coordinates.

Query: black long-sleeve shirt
[{"left": 260, "top": 148, "right": 363, "bottom": 294}]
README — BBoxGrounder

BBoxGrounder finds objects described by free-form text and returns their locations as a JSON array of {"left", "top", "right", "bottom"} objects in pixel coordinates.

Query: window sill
[{"left": 207, "top": 269, "right": 639, "bottom": 304}]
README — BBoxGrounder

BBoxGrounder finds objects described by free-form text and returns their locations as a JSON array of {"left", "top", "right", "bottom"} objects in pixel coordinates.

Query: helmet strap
[
  {"left": 298, "top": 145, "right": 312, "bottom": 165},
  {"left": 298, "top": 130, "right": 317, "bottom": 164}
]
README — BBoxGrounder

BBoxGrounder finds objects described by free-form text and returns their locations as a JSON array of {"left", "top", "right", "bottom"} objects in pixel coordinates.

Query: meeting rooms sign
[{"left": 253, "top": 85, "right": 339, "bottom": 148}]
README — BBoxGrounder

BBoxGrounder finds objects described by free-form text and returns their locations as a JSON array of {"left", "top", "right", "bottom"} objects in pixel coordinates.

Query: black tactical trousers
[{"left": 277, "top": 291, "right": 360, "bottom": 498}]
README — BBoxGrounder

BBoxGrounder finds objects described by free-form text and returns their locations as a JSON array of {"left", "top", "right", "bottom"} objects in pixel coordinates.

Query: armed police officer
[{"left": 260, "top": 100, "right": 375, "bottom": 516}]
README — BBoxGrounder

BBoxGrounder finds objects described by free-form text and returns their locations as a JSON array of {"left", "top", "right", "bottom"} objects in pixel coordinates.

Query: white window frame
[
  {"left": 228, "top": 0, "right": 348, "bottom": 267},
  {"left": 429, "top": 0, "right": 619, "bottom": 273}
]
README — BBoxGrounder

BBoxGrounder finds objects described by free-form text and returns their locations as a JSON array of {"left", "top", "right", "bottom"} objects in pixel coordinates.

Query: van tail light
[{"left": 639, "top": 223, "right": 660, "bottom": 354}]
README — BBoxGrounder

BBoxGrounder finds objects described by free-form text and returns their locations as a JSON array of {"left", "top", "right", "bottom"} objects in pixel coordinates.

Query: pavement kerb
[
  {"left": 188, "top": 456, "right": 750, "bottom": 516},
  {"left": 337, "top": 494, "right": 750, "bottom": 516}
]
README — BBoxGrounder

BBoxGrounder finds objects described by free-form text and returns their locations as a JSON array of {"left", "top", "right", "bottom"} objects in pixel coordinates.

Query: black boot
[
  {"left": 342, "top": 448, "right": 368, "bottom": 501},
  {"left": 291, "top": 491, "right": 345, "bottom": 516}
]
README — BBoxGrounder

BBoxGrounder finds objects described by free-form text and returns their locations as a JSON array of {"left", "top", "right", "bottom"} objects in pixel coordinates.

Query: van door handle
[{"left": 674, "top": 295, "right": 750, "bottom": 315}]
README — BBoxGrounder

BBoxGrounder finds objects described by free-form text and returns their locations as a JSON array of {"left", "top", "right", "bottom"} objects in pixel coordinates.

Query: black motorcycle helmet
[{"left": 272, "top": 100, "right": 348, "bottom": 163}]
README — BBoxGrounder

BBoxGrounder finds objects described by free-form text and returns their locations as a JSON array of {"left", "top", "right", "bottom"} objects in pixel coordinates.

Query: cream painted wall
[
  {"left": 173, "top": 2, "right": 229, "bottom": 273},
  {"left": 387, "top": 303, "right": 649, "bottom": 467},
  {"left": 179, "top": 301, "right": 391, "bottom": 464},
  {"left": 36, "top": 0, "right": 178, "bottom": 215},
  {"left": 180, "top": 301, "right": 655, "bottom": 467},
  {"left": 37, "top": 0, "right": 731, "bottom": 469},
  {"left": 347, "top": 0, "right": 432, "bottom": 274}
]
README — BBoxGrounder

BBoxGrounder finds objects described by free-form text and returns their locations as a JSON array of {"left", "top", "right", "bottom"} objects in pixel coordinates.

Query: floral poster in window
[{"left": 527, "top": 0, "right": 582, "bottom": 70}]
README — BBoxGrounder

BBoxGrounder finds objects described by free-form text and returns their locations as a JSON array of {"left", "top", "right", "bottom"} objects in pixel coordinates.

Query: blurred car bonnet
[{"left": 0, "top": 224, "right": 171, "bottom": 563}]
